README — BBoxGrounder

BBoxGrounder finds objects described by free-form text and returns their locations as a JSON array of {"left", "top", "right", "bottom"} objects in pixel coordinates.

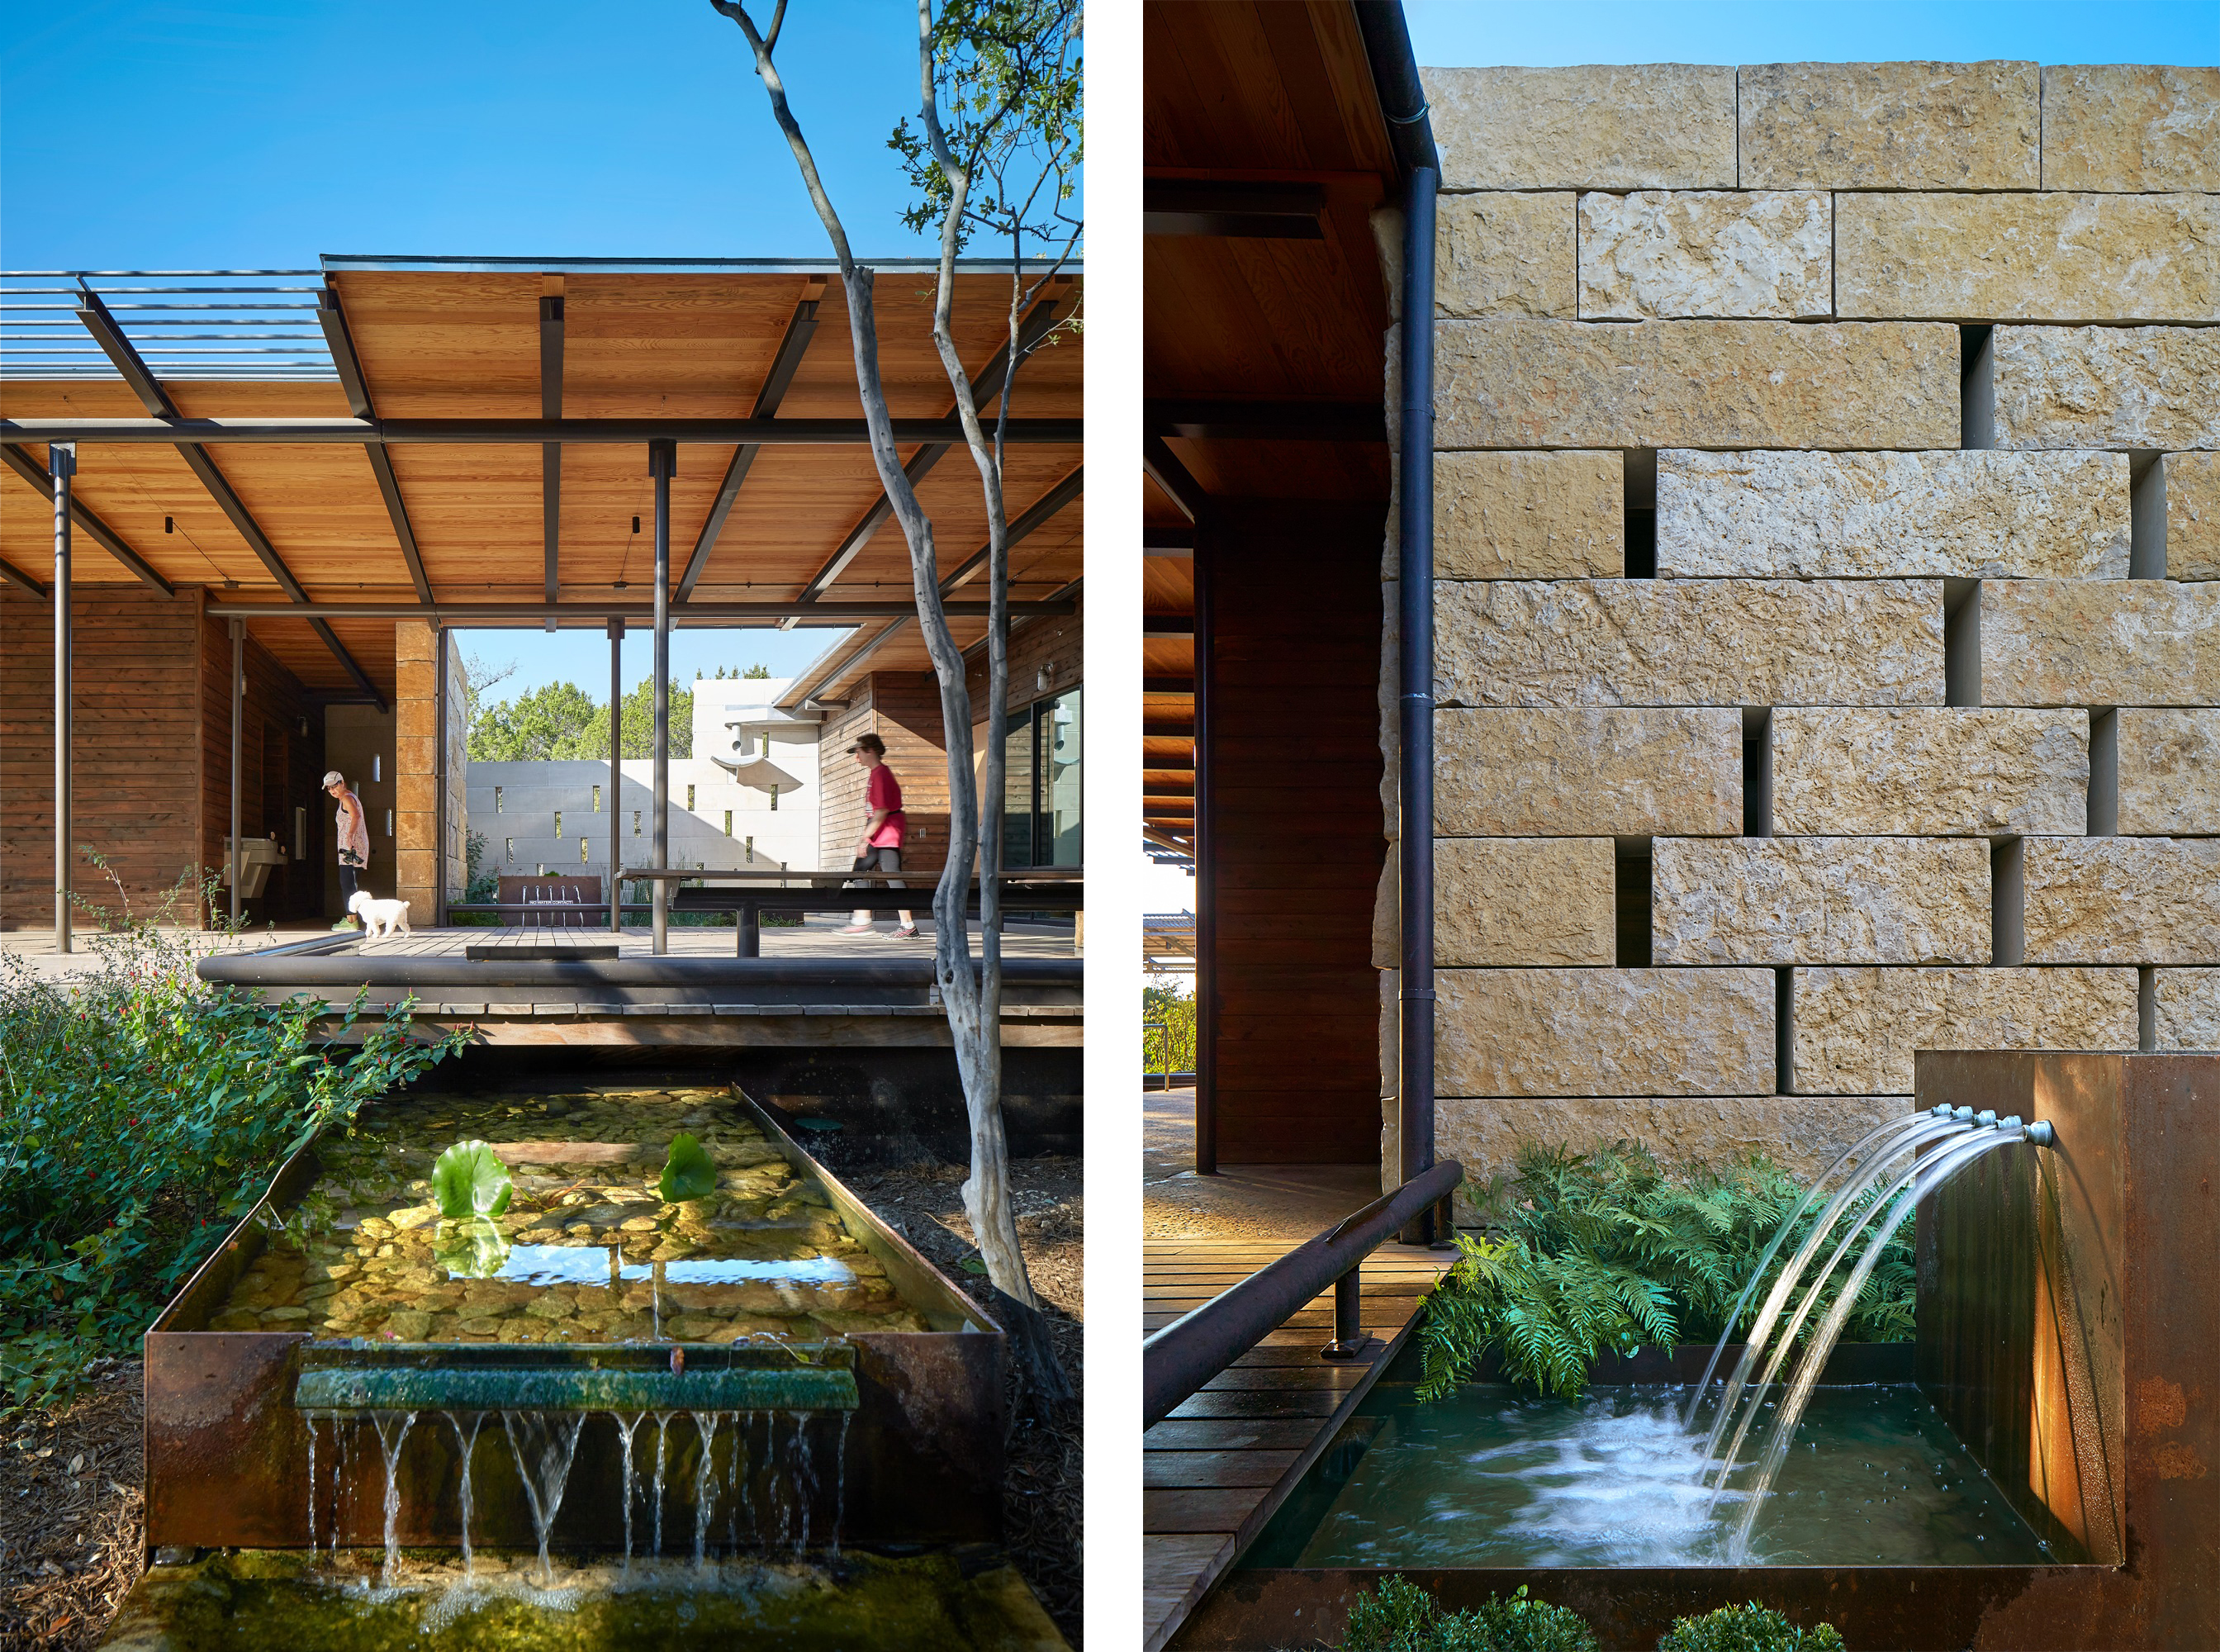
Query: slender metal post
[
  {"left": 648, "top": 441, "right": 675, "bottom": 955},
  {"left": 608, "top": 616, "right": 624, "bottom": 933},
  {"left": 1193, "top": 516, "right": 1216, "bottom": 1175},
  {"left": 1322, "top": 1267, "right": 1369, "bottom": 1360},
  {"left": 229, "top": 620, "right": 244, "bottom": 930},
  {"left": 50, "top": 444, "right": 74, "bottom": 952},
  {"left": 1397, "top": 163, "right": 1440, "bottom": 1244}
]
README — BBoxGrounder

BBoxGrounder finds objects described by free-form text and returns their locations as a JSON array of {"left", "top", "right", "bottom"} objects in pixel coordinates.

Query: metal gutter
[{"left": 1353, "top": 1, "right": 1444, "bottom": 1241}]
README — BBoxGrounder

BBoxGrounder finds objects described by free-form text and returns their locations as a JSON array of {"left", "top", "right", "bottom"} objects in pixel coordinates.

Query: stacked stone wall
[{"left": 1392, "top": 60, "right": 2219, "bottom": 1207}]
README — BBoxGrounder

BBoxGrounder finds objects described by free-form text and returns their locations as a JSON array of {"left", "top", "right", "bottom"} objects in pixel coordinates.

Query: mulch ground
[
  {"left": 0, "top": 1360, "right": 145, "bottom": 1652},
  {"left": 0, "top": 1152, "right": 1084, "bottom": 1652},
  {"left": 831, "top": 1152, "right": 1084, "bottom": 1649}
]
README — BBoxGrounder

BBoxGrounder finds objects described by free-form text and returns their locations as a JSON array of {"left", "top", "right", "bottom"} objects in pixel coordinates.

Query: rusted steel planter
[
  {"left": 1179, "top": 1053, "right": 2218, "bottom": 1652},
  {"left": 143, "top": 1089, "right": 1005, "bottom": 1555}
]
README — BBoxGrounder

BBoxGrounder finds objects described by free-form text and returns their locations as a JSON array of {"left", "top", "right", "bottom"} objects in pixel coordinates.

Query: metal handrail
[{"left": 1141, "top": 1158, "right": 1462, "bottom": 1428}]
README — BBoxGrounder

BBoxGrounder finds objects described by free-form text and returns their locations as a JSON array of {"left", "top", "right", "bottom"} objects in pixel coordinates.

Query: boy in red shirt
[{"left": 842, "top": 733, "right": 916, "bottom": 938}]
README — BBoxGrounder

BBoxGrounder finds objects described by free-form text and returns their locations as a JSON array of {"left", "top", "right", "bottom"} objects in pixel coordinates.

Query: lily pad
[
  {"left": 431, "top": 1140, "right": 512, "bottom": 1220},
  {"left": 659, "top": 1132, "right": 718, "bottom": 1203}
]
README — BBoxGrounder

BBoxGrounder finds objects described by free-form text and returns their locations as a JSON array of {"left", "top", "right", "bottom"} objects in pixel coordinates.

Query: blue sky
[
  {"left": 2, "top": 1, "right": 973, "bottom": 704},
  {"left": 1406, "top": 1, "right": 2220, "bottom": 66}
]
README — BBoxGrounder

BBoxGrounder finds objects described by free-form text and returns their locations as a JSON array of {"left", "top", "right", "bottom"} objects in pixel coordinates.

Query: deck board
[{"left": 1141, "top": 1237, "right": 1451, "bottom": 1652}]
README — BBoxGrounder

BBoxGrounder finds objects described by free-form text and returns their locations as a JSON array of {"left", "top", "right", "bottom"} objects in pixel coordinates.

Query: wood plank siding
[{"left": 1200, "top": 501, "right": 1386, "bottom": 1164}]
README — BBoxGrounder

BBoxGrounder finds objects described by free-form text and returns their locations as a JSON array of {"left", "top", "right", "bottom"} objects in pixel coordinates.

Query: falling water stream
[
  {"left": 370, "top": 1410, "right": 418, "bottom": 1587},
  {"left": 443, "top": 1412, "right": 486, "bottom": 1577}
]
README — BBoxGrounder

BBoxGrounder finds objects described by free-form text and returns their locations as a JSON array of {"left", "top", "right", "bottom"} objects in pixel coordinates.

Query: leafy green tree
[
  {"left": 619, "top": 678, "right": 693, "bottom": 760},
  {"left": 742, "top": 663, "right": 771, "bottom": 679},
  {"left": 469, "top": 681, "right": 605, "bottom": 760}
]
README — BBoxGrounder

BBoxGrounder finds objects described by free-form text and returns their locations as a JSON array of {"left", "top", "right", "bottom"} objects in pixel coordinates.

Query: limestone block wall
[{"left": 1398, "top": 60, "right": 2219, "bottom": 1206}]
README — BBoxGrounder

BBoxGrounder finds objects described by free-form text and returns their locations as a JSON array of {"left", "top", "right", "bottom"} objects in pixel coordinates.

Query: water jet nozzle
[
  {"left": 1953, "top": 1106, "right": 1976, "bottom": 1121},
  {"left": 2023, "top": 1120, "right": 2056, "bottom": 1148},
  {"left": 1930, "top": 1104, "right": 1955, "bottom": 1118},
  {"left": 1976, "top": 1108, "right": 1999, "bottom": 1127}
]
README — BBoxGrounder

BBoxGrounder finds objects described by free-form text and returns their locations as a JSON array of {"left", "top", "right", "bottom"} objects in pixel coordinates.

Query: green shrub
[
  {"left": 1142, "top": 981, "right": 1196, "bottom": 1075},
  {"left": 1343, "top": 1575, "right": 1597, "bottom": 1652},
  {"left": 1657, "top": 1602, "right": 1845, "bottom": 1652},
  {"left": 0, "top": 874, "right": 462, "bottom": 1412},
  {"left": 1417, "top": 1142, "right": 1915, "bottom": 1400}
]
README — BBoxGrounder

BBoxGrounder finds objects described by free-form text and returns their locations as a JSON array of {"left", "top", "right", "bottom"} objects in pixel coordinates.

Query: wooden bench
[{"left": 629, "top": 867, "right": 1083, "bottom": 957}]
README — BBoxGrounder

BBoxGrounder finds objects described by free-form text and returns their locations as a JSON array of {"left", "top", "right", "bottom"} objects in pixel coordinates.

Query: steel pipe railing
[{"left": 1142, "top": 1157, "right": 1462, "bottom": 1428}]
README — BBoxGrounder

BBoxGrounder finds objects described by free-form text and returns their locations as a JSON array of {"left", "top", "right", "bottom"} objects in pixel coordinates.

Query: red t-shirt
[{"left": 866, "top": 765, "right": 906, "bottom": 847}]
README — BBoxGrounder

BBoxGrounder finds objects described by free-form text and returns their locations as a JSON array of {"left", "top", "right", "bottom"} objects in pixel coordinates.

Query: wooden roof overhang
[
  {"left": 1141, "top": 0, "right": 1398, "bottom": 843},
  {"left": 0, "top": 259, "right": 1082, "bottom": 706}
]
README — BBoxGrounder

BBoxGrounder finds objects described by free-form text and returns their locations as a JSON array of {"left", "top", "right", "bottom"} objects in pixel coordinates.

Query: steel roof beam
[
  {"left": 936, "top": 464, "right": 1084, "bottom": 594},
  {"left": 315, "top": 286, "right": 433, "bottom": 604},
  {"left": 1142, "top": 436, "right": 1204, "bottom": 522},
  {"left": 75, "top": 281, "right": 384, "bottom": 709},
  {"left": 784, "top": 294, "right": 1069, "bottom": 620},
  {"left": 0, "top": 443, "right": 173, "bottom": 594},
  {"left": 1142, "top": 180, "right": 1328, "bottom": 240},
  {"left": 202, "top": 598, "right": 1071, "bottom": 621},
  {"left": 676, "top": 287, "right": 823, "bottom": 601},
  {"left": 0, "top": 415, "right": 1080, "bottom": 446},
  {"left": 1146, "top": 399, "right": 1384, "bottom": 443},
  {"left": 1, "top": 557, "right": 47, "bottom": 597}
]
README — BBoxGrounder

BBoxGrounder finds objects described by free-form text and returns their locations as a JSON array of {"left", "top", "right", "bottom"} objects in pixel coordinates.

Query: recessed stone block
[
  {"left": 1738, "top": 60, "right": 2039, "bottom": 189},
  {"left": 1435, "top": 707, "right": 1742, "bottom": 837},
  {"left": 2118, "top": 709, "right": 2220, "bottom": 835},
  {"left": 1657, "top": 450, "right": 2130, "bottom": 579},
  {"left": 1436, "top": 966, "right": 1776, "bottom": 1097},
  {"left": 1422, "top": 65, "right": 1736, "bottom": 191},
  {"left": 1838, "top": 192, "right": 2220, "bottom": 324},
  {"left": 1436, "top": 838, "right": 1615, "bottom": 966},
  {"left": 1435, "top": 318, "right": 1959, "bottom": 450},
  {"left": 1772, "top": 708, "right": 2089, "bottom": 837},
  {"left": 1791, "top": 966, "right": 2139, "bottom": 1094},
  {"left": 1435, "top": 578, "right": 1944, "bottom": 708},
  {"left": 1436, "top": 192, "right": 1577, "bottom": 318},
  {"left": 1436, "top": 450, "right": 1622, "bottom": 578},
  {"left": 1577, "top": 191, "right": 1832, "bottom": 320},
  {"left": 1438, "top": 1094, "right": 1911, "bottom": 1186},
  {"left": 2165, "top": 452, "right": 2220, "bottom": 581},
  {"left": 1991, "top": 325, "right": 2220, "bottom": 451},
  {"left": 2023, "top": 838, "right": 2220, "bottom": 965},
  {"left": 1653, "top": 838, "right": 1991, "bottom": 966},
  {"left": 2041, "top": 66, "right": 2220, "bottom": 192},
  {"left": 2152, "top": 969, "right": 2220, "bottom": 1051},
  {"left": 1980, "top": 580, "right": 2220, "bottom": 707}
]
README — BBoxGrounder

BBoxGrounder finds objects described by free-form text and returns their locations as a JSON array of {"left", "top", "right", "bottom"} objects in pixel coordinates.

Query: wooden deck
[
  {"left": 351, "top": 914, "right": 1077, "bottom": 960},
  {"left": 1141, "top": 1237, "right": 1452, "bottom": 1652}
]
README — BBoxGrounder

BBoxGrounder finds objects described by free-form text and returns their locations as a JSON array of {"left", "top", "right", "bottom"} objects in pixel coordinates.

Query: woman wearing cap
[
  {"left": 324, "top": 771, "right": 371, "bottom": 931},
  {"left": 842, "top": 733, "right": 915, "bottom": 938}
]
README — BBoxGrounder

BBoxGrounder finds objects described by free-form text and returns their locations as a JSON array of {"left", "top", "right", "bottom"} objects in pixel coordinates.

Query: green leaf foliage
[
  {"left": 1657, "top": 1602, "right": 1845, "bottom": 1652},
  {"left": 1342, "top": 1576, "right": 1598, "bottom": 1652},
  {"left": 659, "top": 1132, "right": 717, "bottom": 1203},
  {"left": 0, "top": 865, "right": 462, "bottom": 1416},
  {"left": 1417, "top": 1142, "right": 1917, "bottom": 1402},
  {"left": 466, "top": 676, "right": 695, "bottom": 762},
  {"left": 431, "top": 1141, "right": 513, "bottom": 1220},
  {"left": 433, "top": 1218, "right": 511, "bottom": 1279}
]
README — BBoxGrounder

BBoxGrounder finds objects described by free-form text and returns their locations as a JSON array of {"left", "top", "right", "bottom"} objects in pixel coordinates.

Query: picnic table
[{"left": 622, "top": 866, "right": 1084, "bottom": 957}]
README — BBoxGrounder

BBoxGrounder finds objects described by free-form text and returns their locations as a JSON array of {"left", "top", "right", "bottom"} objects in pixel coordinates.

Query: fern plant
[{"left": 1416, "top": 1141, "right": 1917, "bottom": 1401}]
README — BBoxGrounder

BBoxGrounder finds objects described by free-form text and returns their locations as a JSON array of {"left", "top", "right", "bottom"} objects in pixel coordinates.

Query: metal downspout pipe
[{"left": 1355, "top": 2, "right": 1444, "bottom": 1244}]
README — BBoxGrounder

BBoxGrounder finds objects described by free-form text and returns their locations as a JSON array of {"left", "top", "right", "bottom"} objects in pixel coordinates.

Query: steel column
[
  {"left": 648, "top": 442, "right": 675, "bottom": 956},
  {"left": 1193, "top": 511, "right": 1216, "bottom": 1176},
  {"left": 229, "top": 620, "right": 244, "bottom": 932},
  {"left": 608, "top": 617, "right": 624, "bottom": 933},
  {"left": 51, "top": 444, "right": 74, "bottom": 953}
]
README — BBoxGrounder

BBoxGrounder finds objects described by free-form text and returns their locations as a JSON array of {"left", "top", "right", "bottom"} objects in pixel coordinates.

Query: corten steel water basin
[
  {"left": 142, "top": 1086, "right": 1006, "bottom": 1555},
  {"left": 1175, "top": 1053, "right": 2218, "bottom": 1652}
]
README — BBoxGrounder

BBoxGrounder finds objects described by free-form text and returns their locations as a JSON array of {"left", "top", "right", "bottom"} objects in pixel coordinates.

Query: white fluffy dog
[{"left": 348, "top": 889, "right": 412, "bottom": 940}]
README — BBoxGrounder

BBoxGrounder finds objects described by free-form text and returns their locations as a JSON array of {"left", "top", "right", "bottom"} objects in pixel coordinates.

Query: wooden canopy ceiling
[
  {"left": 0, "top": 261, "right": 1082, "bottom": 705},
  {"left": 1141, "top": 0, "right": 1397, "bottom": 843}
]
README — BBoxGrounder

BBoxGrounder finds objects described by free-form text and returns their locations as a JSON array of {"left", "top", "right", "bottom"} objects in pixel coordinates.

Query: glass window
[
  {"left": 686, "top": 784, "right": 696, "bottom": 812},
  {"left": 592, "top": 784, "right": 601, "bottom": 812},
  {"left": 723, "top": 810, "right": 733, "bottom": 837},
  {"left": 1003, "top": 711, "right": 1036, "bottom": 868},
  {"left": 494, "top": 786, "right": 504, "bottom": 813},
  {"left": 580, "top": 838, "right": 590, "bottom": 863},
  {"left": 554, "top": 810, "right": 563, "bottom": 839},
  {"left": 1043, "top": 686, "right": 1082, "bottom": 866},
  {"left": 505, "top": 838, "right": 515, "bottom": 863}
]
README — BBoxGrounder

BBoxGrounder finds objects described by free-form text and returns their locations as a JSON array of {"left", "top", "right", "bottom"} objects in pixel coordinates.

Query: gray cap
[{"left": 322, "top": 771, "right": 346, "bottom": 789}]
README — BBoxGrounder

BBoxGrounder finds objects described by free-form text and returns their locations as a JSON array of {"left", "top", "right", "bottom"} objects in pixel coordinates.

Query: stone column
[{"left": 394, "top": 620, "right": 439, "bottom": 922}]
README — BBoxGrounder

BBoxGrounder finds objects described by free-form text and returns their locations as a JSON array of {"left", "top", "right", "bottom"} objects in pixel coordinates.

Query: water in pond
[
  {"left": 1249, "top": 1383, "right": 2051, "bottom": 1569},
  {"left": 206, "top": 1085, "right": 930, "bottom": 1346}
]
